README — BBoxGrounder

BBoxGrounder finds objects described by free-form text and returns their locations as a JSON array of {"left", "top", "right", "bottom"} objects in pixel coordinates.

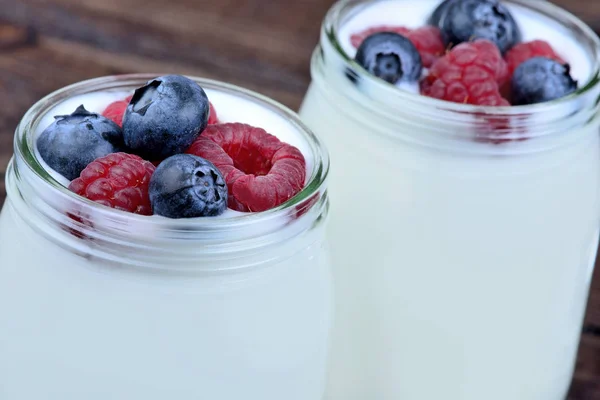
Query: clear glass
[
  {"left": 0, "top": 74, "right": 332, "bottom": 400},
  {"left": 299, "top": 1, "right": 600, "bottom": 399}
]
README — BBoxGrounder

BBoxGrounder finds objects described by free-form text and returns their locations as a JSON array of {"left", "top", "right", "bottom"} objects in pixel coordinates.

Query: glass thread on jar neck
[
  {"left": 311, "top": 0, "right": 600, "bottom": 154},
  {"left": 7, "top": 74, "right": 330, "bottom": 271}
]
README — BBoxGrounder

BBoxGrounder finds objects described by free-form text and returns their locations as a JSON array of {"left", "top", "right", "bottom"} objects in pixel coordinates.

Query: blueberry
[
  {"left": 511, "top": 57, "right": 577, "bottom": 105},
  {"left": 428, "top": 0, "right": 457, "bottom": 26},
  {"left": 354, "top": 32, "right": 422, "bottom": 84},
  {"left": 149, "top": 154, "right": 227, "bottom": 218},
  {"left": 37, "top": 105, "right": 123, "bottom": 180},
  {"left": 123, "top": 75, "right": 209, "bottom": 160},
  {"left": 434, "top": 0, "right": 521, "bottom": 54}
]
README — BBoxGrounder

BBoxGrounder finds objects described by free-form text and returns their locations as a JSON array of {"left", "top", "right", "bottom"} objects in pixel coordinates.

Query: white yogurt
[
  {"left": 300, "top": 0, "right": 600, "bottom": 399},
  {"left": 337, "top": 0, "right": 593, "bottom": 93},
  {"left": 0, "top": 77, "right": 332, "bottom": 400}
]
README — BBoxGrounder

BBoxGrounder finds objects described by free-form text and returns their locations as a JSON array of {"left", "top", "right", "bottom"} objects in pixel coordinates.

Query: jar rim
[
  {"left": 322, "top": 0, "right": 600, "bottom": 115},
  {"left": 10, "top": 74, "right": 329, "bottom": 268}
]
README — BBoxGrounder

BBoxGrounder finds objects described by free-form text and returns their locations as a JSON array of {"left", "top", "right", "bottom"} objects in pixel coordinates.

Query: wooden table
[{"left": 0, "top": 0, "right": 598, "bottom": 397}]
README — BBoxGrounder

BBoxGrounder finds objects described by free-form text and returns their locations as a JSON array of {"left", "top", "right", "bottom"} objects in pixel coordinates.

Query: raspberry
[
  {"left": 69, "top": 152, "right": 156, "bottom": 215},
  {"left": 406, "top": 26, "right": 446, "bottom": 68},
  {"left": 187, "top": 123, "right": 306, "bottom": 212},
  {"left": 102, "top": 95, "right": 133, "bottom": 127},
  {"left": 208, "top": 101, "right": 219, "bottom": 124},
  {"left": 351, "top": 25, "right": 445, "bottom": 68},
  {"left": 438, "top": 40, "right": 508, "bottom": 84},
  {"left": 505, "top": 40, "right": 564, "bottom": 79},
  {"left": 350, "top": 26, "right": 411, "bottom": 48},
  {"left": 421, "top": 40, "right": 509, "bottom": 106}
]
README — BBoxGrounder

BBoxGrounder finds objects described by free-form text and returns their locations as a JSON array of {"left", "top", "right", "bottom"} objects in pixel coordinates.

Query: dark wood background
[{"left": 0, "top": 0, "right": 598, "bottom": 397}]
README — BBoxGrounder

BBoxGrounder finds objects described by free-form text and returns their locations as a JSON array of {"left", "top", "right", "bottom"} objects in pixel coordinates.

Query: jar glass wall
[
  {"left": 0, "top": 75, "right": 332, "bottom": 400},
  {"left": 299, "top": 1, "right": 600, "bottom": 399}
]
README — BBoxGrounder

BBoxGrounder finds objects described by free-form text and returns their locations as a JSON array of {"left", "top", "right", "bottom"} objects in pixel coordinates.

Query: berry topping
[
  {"left": 68, "top": 152, "right": 155, "bottom": 215},
  {"left": 351, "top": 26, "right": 445, "bottom": 68},
  {"left": 505, "top": 40, "right": 564, "bottom": 79},
  {"left": 433, "top": 0, "right": 521, "bottom": 54},
  {"left": 406, "top": 26, "right": 447, "bottom": 68},
  {"left": 123, "top": 75, "right": 209, "bottom": 160},
  {"left": 355, "top": 32, "right": 422, "bottom": 84},
  {"left": 102, "top": 95, "right": 133, "bottom": 127},
  {"left": 421, "top": 40, "right": 509, "bottom": 105},
  {"left": 187, "top": 123, "right": 306, "bottom": 212},
  {"left": 149, "top": 154, "right": 227, "bottom": 218},
  {"left": 350, "top": 26, "right": 412, "bottom": 48},
  {"left": 208, "top": 101, "right": 219, "bottom": 124},
  {"left": 37, "top": 105, "right": 124, "bottom": 180},
  {"left": 428, "top": 0, "right": 456, "bottom": 26},
  {"left": 511, "top": 57, "right": 577, "bottom": 105}
]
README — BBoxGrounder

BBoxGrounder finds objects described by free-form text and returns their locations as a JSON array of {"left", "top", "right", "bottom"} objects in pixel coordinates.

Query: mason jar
[
  {"left": 299, "top": 0, "right": 600, "bottom": 399},
  {"left": 0, "top": 75, "right": 332, "bottom": 400}
]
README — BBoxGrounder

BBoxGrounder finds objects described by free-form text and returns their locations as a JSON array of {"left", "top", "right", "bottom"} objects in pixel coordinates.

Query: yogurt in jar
[
  {"left": 0, "top": 75, "right": 331, "bottom": 400},
  {"left": 299, "top": 0, "right": 600, "bottom": 399}
]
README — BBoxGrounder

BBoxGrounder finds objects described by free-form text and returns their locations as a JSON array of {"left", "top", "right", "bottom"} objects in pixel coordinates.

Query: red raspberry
[
  {"left": 350, "top": 26, "right": 412, "bottom": 48},
  {"left": 187, "top": 123, "right": 306, "bottom": 212},
  {"left": 102, "top": 95, "right": 133, "bottom": 127},
  {"left": 406, "top": 26, "right": 446, "bottom": 68},
  {"left": 351, "top": 25, "right": 445, "bottom": 68},
  {"left": 421, "top": 40, "right": 509, "bottom": 106},
  {"left": 505, "top": 40, "right": 564, "bottom": 79},
  {"left": 69, "top": 152, "right": 156, "bottom": 215},
  {"left": 208, "top": 101, "right": 219, "bottom": 124}
]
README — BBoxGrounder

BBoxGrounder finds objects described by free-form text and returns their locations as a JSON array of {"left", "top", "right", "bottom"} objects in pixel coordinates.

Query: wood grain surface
[{"left": 0, "top": 0, "right": 598, "bottom": 398}]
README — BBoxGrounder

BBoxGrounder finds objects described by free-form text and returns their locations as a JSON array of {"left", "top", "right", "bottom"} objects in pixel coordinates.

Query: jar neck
[
  {"left": 8, "top": 75, "right": 330, "bottom": 271},
  {"left": 312, "top": 0, "right": 600, "bottom": 155}
]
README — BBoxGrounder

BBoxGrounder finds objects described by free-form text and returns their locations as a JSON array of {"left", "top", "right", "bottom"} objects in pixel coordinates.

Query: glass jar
[
  {"left": 299, "top": 1, "right": 600, "bottom": 399},
  {"left": 0, "top": 75, "right": 331, "bottom": 400}
]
